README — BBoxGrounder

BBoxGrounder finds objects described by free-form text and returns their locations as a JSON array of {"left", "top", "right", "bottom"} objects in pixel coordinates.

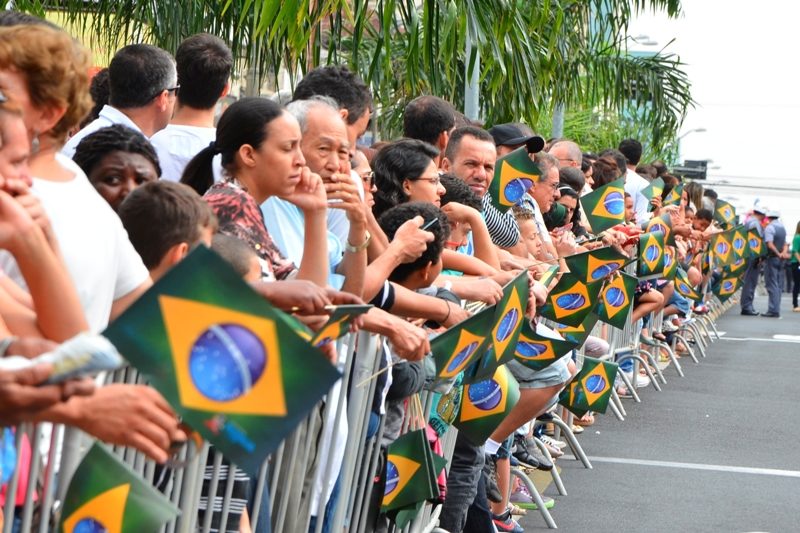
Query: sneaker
[
  {"left": 635, "top": 374, "right": 651, "bottom": 388},
  {"left": 492, "top": 509, "right": 525, "bottom": 533},
  {"left": 540, "top": 435, "right": 567, "bottom": 449},
  {"left": 483, "top": 455, "right": 502, "bottom": 503},
  {"left": 571, "top": 424, "right": 584, "bottom": 434},
  {"left": 661, "top": 321, "right": 678, "bottom": 333},
  {"left": 509, "top": 484, "right": 556, "bottom": 511},
  {"left": 513, "top": 435, "right": 553, "bottom": 471}
]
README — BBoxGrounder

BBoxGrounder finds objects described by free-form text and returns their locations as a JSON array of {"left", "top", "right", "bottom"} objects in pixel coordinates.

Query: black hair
[
  {"left": 443, "top": 125, "right": 494, "bottom": 162},
  {"left": 592, "top": 155, "right": 621, "bottom": 189},
  {"left": 581, "top": 152, "right": 597, "bottom": 173},
  {"left": 558, "top": 166, "right": 585, "bottom": 193},
  {"left": 118, "top": 181, "right": 217, "bottom": 269},
  {"left": 599, "top": 148, "right": 628, "bottom": 177},
  {"left": 618, "top": 138, "right": 642, "bottom": 166},
  {"left": 109, "top": 44, "right": 175, "bottom": 109},
  {"left": 73, "top": 124, "right": 162, "bottom": 178},
  {"left": 703, "top": 188, "right": 718, "bottom": 200},
  {"left": 695, "top": 208, "right": 713, "bottom": 222},
  {"left": 81, "top": 68, "right": 110, "bottom": 128},
  {"left": 175, "top": 33, "right": 232, "bottom": 109},
  {"left": 0, "top": 10, "right": 59, "bottom": 28},
  {"left": 371, "top": 139, "right": 439, "bottom": 217},
  {"left": 440, "top": 173, "right": 481, "bottom": 212},
  {"left": 181, "top": 97, "right": 284, "bottom": 195},
  {"left": 403, "top": 95, "right": 456, "bottom": 145},
  {"left": 292, "top": 66, "right": 372, "bottom": 125},
  {"left": 651, "top": 160, "right": 668, "bottom": 177},
  {"left": 378, "top": 202, "right": 450, "bottom": 283},
  {"left": 211, "top": 233, "right": 257, "bottom": 278}
]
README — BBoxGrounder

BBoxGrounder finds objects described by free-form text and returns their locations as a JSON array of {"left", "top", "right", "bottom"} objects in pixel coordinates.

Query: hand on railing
[{"left": 0, "top": 363, "right": 94, "bottom": 425}]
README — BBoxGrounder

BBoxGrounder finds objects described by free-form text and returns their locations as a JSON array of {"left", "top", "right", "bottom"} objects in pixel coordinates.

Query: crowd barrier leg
[
  {"left": 615, "top": 354, "right": 661, "bottom": 392},
  {"left": 550, "top": 415, "right": 591, "bottom": 469},
  {"left": 18, "top": 424, "right": 44, "bottom": 532},
  {"left": 38, "top": 424, "right": 63, "bottom": 533},
  {"left": 510, "top": 467, "right": 557, "bottom": 529},
  {"left": 685, "top": 323, "right": 708, "bottom": 358},
  {"left": 616, "top": 368, "right": 641, "bottom": 402},
  {"left": 530, "top": 438, "right": 567, "bottom": 496},
  {"left": 656, "top": 340, "right": 684, "bottom": 377},
  {"left": 249, "top": 457, "right": 269, "bottom": 530},
  {"left": 352, "top": 416, "right": 385, "bottom": 533},
  {"left": 671, "top": 332, "right": 699, "bottom": 364}
]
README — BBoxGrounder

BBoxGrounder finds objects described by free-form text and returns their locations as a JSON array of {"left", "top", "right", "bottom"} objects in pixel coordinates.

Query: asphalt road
[{"left": 519, "top": 293, "right": 800, "bottom": 533}]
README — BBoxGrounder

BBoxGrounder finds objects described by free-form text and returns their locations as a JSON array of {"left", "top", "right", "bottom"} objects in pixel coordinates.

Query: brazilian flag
[
  {"left": 538, "top": 272, "right": 603, "bottom": 327},
  {"left": 564, "top": 246, "right": 628, "bottom": 284},
  {"left": 59, "top": 443, "right": 178, "bottom": 532},
  {"left": 595, "top": 272, "right": 637, "bottom": 330},
  {"left": 714, "top": 275, "right": 741, "bottom": 302},
  {"left": 643, "top": 213, "right": 675, "bottom": 246},
  {"left": 641, "top": 177, "right": 665, "bottom": 211},
  {"left": 382, "top": 429, "right": 438, "bottom": 512},
  {"left": 674, "top": 268, "right": 701, "bottom": 300},
  {"left": 514, "top": 321, "right": 578, "bottom": 372},
  {"left": 538, "top": 264, "right": 560, "bottom": 288},
  {"left": 488, "top": 147, "right": 541, "bottom": 212},
  {"left": 662, "top": 184, "right": 683, "bottom": 207},
  {"left": 662, "top": 245, "right": 679, "bottom": 280},
  {"left": 724, "top": 256, "right": 748, "bottom": 277},
  {"left": 430, "top": 305, "right": 495, "bottom": 380},
  {"left": 455, "top": 365, "right": 520, "bottom": 446},
  {"left": 103, "top": 246, "right": 341, "bottom": 472},
  {"left": 311, "top": 304, "right": 373, "bottom": 348},
  {"left": 580, "top": 178, "right": 626, "bottom": 233},
  {"left": 730, "top": 227, "right": 748, "bottom": 261},
  {"left": 710, "top": 230, "right": 735, "bottom": 266},
  {"left": 554, "top": 312, "right": 600, "bottom": 346},
  {"left": 747, "top": 229, "right": 766, "bottom": 258},
  {"left": 637, "top": 231, "right": 666, "bottom": 279},
  {"left": 714, "top": 199, "right": 737, "bottom": 228},
  {"left": 558, "top": 357, "right": 619, "bottom": 416}
]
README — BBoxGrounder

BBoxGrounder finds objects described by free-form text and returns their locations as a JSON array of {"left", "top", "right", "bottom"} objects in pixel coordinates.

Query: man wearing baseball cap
[
  {"left": 763, "top": 210, "right": 790, "bottom": 317},
  {"left": 487, "top": 122, "right": 545, "bottom": 157},
  {"left": 741, "top": 206, "right": 768, "bottom": 315}
]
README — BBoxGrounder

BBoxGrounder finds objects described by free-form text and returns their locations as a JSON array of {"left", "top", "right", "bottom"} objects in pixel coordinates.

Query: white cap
[{"left": 766, "top": 210, "right": 780, "bottom": 218}]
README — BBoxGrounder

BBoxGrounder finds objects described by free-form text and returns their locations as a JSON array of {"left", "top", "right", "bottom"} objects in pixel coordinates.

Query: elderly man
[
  {"left": 763, "top": 210, "right": 790, "bottom": 317},
  {"left": 549, "top": 139, "right": 583, "bottom": 169}
]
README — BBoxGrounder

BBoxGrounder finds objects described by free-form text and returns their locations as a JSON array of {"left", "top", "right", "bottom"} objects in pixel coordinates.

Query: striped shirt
[{"left": 482, "top": 193, "right": 521, "bottom": 248}]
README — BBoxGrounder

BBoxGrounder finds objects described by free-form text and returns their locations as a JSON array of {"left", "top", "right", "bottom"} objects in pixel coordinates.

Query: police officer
[
  {"left": 741, "top": 207, "right": 767, "bottom": 315},
  {"left": 763, "top": 210, "right": 791, "bottom": 317}
]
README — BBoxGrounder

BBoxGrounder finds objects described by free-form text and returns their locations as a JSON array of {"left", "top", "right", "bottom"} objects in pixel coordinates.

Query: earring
[{"left": 31, "top": 131, "right": 40, "bottom": 154}]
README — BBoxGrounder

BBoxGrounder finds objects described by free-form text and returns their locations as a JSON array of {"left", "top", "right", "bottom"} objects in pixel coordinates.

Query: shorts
[
  {"left": 668, "top": 291, "right": 691, "bottom": 316},
  {"left": 507, "top": 356, "right": 571, "bottom": 389}
]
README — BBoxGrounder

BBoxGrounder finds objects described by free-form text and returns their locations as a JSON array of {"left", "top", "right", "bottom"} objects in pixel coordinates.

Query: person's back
[{"left": 150, "top": 34, "right": 232, "bottom": 182}]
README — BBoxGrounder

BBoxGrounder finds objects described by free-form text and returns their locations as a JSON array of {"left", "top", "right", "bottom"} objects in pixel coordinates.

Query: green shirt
[{"left": 792, "top": 234, "right": 800, "bottom": 263}]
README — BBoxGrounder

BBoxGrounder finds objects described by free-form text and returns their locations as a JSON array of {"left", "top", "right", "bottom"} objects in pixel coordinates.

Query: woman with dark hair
[
  {"left": 590, "top": 155, "right": 621, "bottom": 189},
  {"left": 371, "top": 138, "right": 445, "bottom": 215},
  {"left": 182, "top": 97, "right": 329, "bottom": 285},
  {"left": 73, "top": 124, "right": 160, "bottom": 211}
]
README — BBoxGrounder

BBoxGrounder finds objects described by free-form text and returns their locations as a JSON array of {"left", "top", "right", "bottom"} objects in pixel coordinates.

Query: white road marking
[
  {"left": 576, "top": 456, "right": 800, "bottom": 478},
  {"left": 720, "top": 336, "right": 800, "bottom": 343},
  {"left": 773, "top": 334, "right": 800, "bottom": 341}
]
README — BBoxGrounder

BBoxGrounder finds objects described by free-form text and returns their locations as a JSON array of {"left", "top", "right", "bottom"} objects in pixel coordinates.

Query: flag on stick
[
  {"left": 595, "top": 272, "right": 637, "bottom": 329},
  {"left": 563, "top": 246, "right": 628, "bottom": 284},
  {"left": 558, "top": 357, "right": 619, "bottom": 416},
  {"left": 643, "top": 213, "right": 675, "bottom": 246},
  {"left": 538, "top": 273, "right": 603, "bottom": 327},
  {"left": 641, "top": 177, "right": 665, "bottom": 211},
  {"left": 430, "top": 305, "right": 495, "bottom": 380},
  {"left": 580, "top": 178, "right": 626, "bottom": 233},
  {"left": 674, "top": 268, "right": 701, "bottom": 300},
  {"left": 714, "top": 199, "right": 737, "bottom": 228},
  {"left": 513, "top": 321, "right": 577, "bottom": 372},
  {"left": 637, "top": 231, "right": 666, "bottom": 279},
  {"left": 662, "top": 184, "right": 683, "bottom": 207},
  {"left": 747, "top": 229, "right": 766, "bottom": 258},
  {"left": 455, "top": 365, "right": 520, "bottom": 445},
  {"left": 488, "top": 147, "right": 541, "bottom": 212},
  {"left": 311, "top": 304, "right": 372, "bottom": 348}
]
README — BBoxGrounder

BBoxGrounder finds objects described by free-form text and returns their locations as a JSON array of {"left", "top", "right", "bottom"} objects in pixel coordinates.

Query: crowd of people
[{"left": 0, "top": 10, "right": 795, "bottom": 533}]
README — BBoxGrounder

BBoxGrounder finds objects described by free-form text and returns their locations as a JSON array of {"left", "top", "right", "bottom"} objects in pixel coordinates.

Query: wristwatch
[{"left": 346, "top": 230, "right": 371, "bottom": 253}]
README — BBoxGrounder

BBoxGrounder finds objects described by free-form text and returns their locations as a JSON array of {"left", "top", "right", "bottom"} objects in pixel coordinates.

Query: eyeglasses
[
  {"left": 361, "top": 171, "right": 374, "bottom": 187},
  {"left": 414, "top": 176, "right": 441, "bottom": 186},
  {"left": 0, "top": 90, "right": 6, "bottom": 104},
  {"left": 152, "top": 85, "right": 180, "bottom": 101}
]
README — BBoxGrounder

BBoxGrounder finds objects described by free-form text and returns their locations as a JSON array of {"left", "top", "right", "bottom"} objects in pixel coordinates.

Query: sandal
[
  {"left": 509, "top": 503, "right": 528, "bottom": 517},
  {"left": 574, "top": 413, "right": 595, "bottom": 427}
]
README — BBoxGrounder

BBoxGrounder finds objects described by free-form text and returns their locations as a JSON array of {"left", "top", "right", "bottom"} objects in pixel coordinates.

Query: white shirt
[
  {"left": 0, "top": 154, "right": 149, "bottom": 331},
  {"left": 150, "top": 124, "right": 223, "bottom": 183},
  {"left": 624, "top": 168, "right": 650, "bottom": 224},
  {"left": 62, "top": 105, "right": 143, "bottom": 158}
]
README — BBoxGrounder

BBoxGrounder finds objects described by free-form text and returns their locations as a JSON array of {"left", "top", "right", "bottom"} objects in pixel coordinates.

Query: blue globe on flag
[
  {"left": 468, "top": 379, "right": 503, "bottom": 411},
  {"left": 73, "top": 518, "right": 107, "bottom": 533}
]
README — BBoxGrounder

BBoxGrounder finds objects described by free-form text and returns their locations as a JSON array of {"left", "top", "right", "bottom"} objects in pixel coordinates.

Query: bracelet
[
  {"left": 0, "top": 336, "right": 18, "bottom": 357},
  {"left": 441, "top": 301, "right": 451, "bottom": 324},
  {"left": 345, "top": 230, "right": 371, "bottom": 253}
]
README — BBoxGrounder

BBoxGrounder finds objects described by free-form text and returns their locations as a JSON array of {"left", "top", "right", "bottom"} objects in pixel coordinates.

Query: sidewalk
[{"left": 520, "top": 294, "right": 800, "bottom": 532}]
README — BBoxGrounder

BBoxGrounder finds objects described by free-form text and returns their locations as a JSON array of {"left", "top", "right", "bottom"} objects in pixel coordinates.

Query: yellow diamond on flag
[
  {"left": 460, "top": 366, "right": 512, "bottom": 422},
  {"left": 491, "top": 287, "right": 523, "bottom": 361},
  {"left": 580, "top": 364, "right": 611, "bottom": 406},
  {"left": 441, "top": 329, "right": 487, "bottom": 379},
  {"left": 602, "top": 277, "right": 630, "bottom": 319},
  {"left": 382, "top": 455, "right": 422, "bottom": 507},
  {"left": 63, "top": 483, "right": 129, "bottom": 533},
  {"left": 550, "top": 281, "right": 592, "bottom": 320}
]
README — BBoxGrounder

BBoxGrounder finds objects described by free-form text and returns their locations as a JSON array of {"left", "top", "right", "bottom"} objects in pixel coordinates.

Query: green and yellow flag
[
  {"left": 59, "top": 443, "right": 178, "bottom": 533},
  {"left": 641, "top": 177, "right": 665, "bottom": 211},
  {"left": 311, "top": 304, "right": 373, "bottom": 348},
  {"left": 714, "top": 199, "right": 737, "bottom": 228},
  {"left": 538, "top": 272, "right": 603, "bottom": 327},
  {"left": 488, "top": 147, "right": 541, "bottom": 212},
  {"left": 710, "top": 230, "right": 735, "bottom": 266},
  {"left": 513, "top": 321, "right": 578, "bottom": 372},
  {"left": 637, "top": 231, "right": 666, "bottom": 279},
  {"left": 662, "top": 184, "right": 683, "bottom": 207},
  {"left": 643, "top": 213, "right": 675, "bottom": 246},
  {"left": 554, "top": 312, "right": 600, "bottom": 346},
  {"left": 558, "top": 357, "right": 619, "bottom": 416},
  {"left": 662, "top": 245, "right": 678, "bottom": 280},
  {"left": 724, "top": 256, "right": 748, "bottom": 277},
  {"left": 103, "top": 247, "right": 341, "bottom": 472},
  {"left": 382, "top": 429, "right": 438, "bottom": 512},
  {"left": 580, "top": 178, "right": 626, "bottom": 233},
  {"left": 430, "top": 305, "right": 495, "bottom": 380},
  {"left": 731, "top": 227, "right": 748, "bottom": 261},
  {"left": 455, "top": 365, "right": 520, "bottom": 445},
  {"left": 595, "top": 272, "right": 637, "bottom": 329},
  {"left": 714, "top": 275, "right": 741, "bottom": 302},
  {"left": 538, "top": 264, "right": 560, "bottom": 288},
  {"left": 563, "top": 246, "right": 628, "bottom": 284},
  {"left": 746, "top": 229, "right": 766, "bottom": 258},
  {"left": 674, "top": 268, "right": 701, "bottom": 300}
]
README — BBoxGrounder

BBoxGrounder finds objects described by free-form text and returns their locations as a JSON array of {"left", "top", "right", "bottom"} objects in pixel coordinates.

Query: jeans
[
  {"left": 740, "top": 259, "right": 762, "bottom": 312},
  {"left": 438, "top": 434, "right": 484, "bottom": 532},
  {"left": 764, "top": 256, "right": 783, "bottom": 314},
  {"left": 792, "top": 263, "right": 800, "bottom": 307}
]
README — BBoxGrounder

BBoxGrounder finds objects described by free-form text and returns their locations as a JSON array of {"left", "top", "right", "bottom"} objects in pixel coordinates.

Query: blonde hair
[{"left": 0, "top": 25, "right": 92, "bottom": 143}]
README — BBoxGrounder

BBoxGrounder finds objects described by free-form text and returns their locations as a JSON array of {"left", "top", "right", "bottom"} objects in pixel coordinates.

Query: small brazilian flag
[
  {"left": 662, "top": 245, "right": 679, "bottom": 280},
  {"left": 488, "top": 147, "right": 541, "bottom": 212},
  {"left": 662, "top": 184, "right": 683, "bottom": 207},
  {"left": 747, "top": 229, "right": 766, "bottom": 258},
  {"left": 430, "top": 305, "right": 495, "bottom": 380},
  {"left": 580, "top": 178, "right": 626, "bottom": 233},
  {"left": 641, "top": 177, "right": 665, "bottom": 211},
  {"left": 643, "top": 213, "right": 675, "bottom": 246},
  {"left": 710, "top": 230, "right": 735, "bottom": 266},
  {"left": 730, "top": 227, "right": 748, "bottom": 261},
  {"left": 59, "top": 443, "right": 178, "bottom": 532},
  {"left": 558, "top": 356, "right": 619, "bottom": 416},
  {"left": 674, "top": 268, "right": 701, "bottom": 300},
  {"left": 538, "top": 272, "right": 603, "bottom": 327},
  {"left": 554, "top": 312, "right": 600, "bottom": 346},
  {"left": 564, "top": 246, "right": 628, "bottom": 284},
  {"left": 723, "top": 256, "right": 747, "bottom": 277},
  {"left": 701, "top": 251, "right": 714, "bottom": 275},
  {"left": 538, "top": 264, "right": 560, "bottom": 288},
  {"left": 714, "top": 199, "right": 737, "bottom": 228},
  {"left": 637, "top": 231, "right": 666, "bottom": 279},
  {"left": 514, "top": 321, "right": 578, "bottom": 372},
  {"left": 311, "top": 304, "right": 373, "bottom": 348},
  {"left": 455, "top": 365, "right": 520, "bottom": 446},
  {"left": 103, "top": 246, "right": 341, "bottom": 472},
  {"left": 595, "top": 272, "right": 637, "bottom": 330},
  {"left": 714, "top": 275, "right": 741, "bottom": 302},
  {"left": 382, "top": 429, "right": 437, "bottom": 512}
]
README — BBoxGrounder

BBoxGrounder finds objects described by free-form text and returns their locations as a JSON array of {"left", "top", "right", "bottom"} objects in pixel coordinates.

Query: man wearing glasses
[{"left": 63, "top": 43, "right": 177, "bottom": 157}]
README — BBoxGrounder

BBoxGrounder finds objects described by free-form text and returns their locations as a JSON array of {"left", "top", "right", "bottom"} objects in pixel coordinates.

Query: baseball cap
[
  {"left": 752, "top": 206, "right": 767, "bottom": 215},
  {"left": 487, "top": 123, "right": 545, "bottom": 154},
  {"left": 766, "top": 210, "right": 780, "bottom": 218}
]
